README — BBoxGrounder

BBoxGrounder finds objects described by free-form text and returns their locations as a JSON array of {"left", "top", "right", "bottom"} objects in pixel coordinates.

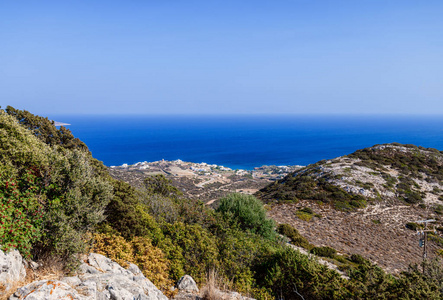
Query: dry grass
[
  {"left": 32, "top": 256, "right": 65, "bottom": 281},
  {"left": 200, "top": 270, "right": 230, "bottom": 300}
]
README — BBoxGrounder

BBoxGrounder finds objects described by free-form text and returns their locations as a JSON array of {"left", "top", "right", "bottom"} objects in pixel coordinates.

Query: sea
[{"left": 49, "top": 114, "right": 443, "bottom": 170}]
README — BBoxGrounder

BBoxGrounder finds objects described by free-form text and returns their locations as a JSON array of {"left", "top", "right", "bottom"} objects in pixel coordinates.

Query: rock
[
  {"left": 87, "top": 253, "right": 132, "bottom": 276},
  {"left": 0, "top": 249, "right": 26, "bottom": 292},
  {"left": 128, "top": 263, "right": 142, "bottom": 275},
  {"left": 8, "top": 253, "right": 168, "bottom": 300},
  {"left": 10, "top": 280, "right": 83, "bottom": 300},
  {"left": 62, "top": 276, "right": 82, "bottom": 286},
  {"left": 29, "top": 261, "right": 39, "bottom": 270},
  {"left": 177, "top": 275, "right": 199, "bottom": 293}
]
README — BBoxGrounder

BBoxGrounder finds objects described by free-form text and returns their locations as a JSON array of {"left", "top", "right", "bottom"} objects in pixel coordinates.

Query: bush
[
  {"left": 5, "top": 106, "right": 87, "bottom": 151},
  {"left": 104, "top": 180, "right": 162, "bottom": 240},
  {"left": 310, "top": 246, "right": 337, "bottom": 258},
  {"left": 0, "top": 169, "right": 43, "bottom": 258},
  {"left": 144, "top": 174, "right": 182, "bottom": 198},
  {"left": 93, "top": 232, "right": 173, "bottom": 294},
  {"left": 277, "top": 224, "right": 312, "bottom": 249},
  {"left": 349, "top": 253, "right": 368, "bottom": 265},
  {"left": 296, "top": 211, "right": 313, "bottom": 221},
  {"left": 216, "top": 194, "right": 275, "bottom": 239},
  {"left": 299, "top": 207, "right": 313, "bottom": 214},
  {"left": 256, "top": 247, "right": 346, "bottom": 300},
  {"left": 0, "top": 110, "right": 113, "bottom": 267},
  {"left": 406, "top": 222, "right": 421, "bottom": 231},
  {"left": 39, "top": 149, "right": 113, "bottom": 267},
  {"left": 159, "top": 222, "right": 219, "bottom": 284}
]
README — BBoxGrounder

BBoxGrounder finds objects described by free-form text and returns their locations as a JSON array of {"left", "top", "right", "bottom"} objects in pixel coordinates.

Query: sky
[{"left": 1, "top": 0, "right": 443, "bottom": 115}]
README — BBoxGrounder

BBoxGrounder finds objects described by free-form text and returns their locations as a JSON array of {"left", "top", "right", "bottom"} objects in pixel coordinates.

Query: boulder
[
  {"left": 0, "top": 249, "right": 26, "bottom": 292},
  {"left": 8, "top": 253, "right": 168, "bottom": 300},
  {"left": 177, "top": 275, "right": 199, "bottom": 293},
  {"left": 9, "top": 280, "right": 83, "bottom": 300}
]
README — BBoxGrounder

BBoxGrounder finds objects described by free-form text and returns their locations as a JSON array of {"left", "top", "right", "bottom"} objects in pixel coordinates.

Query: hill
[
  {"left": 257, "top": 143, "right": 443, "bottom": 273},
  {"left": 257, "top": 143, "right": 443, "bottom": 208}
]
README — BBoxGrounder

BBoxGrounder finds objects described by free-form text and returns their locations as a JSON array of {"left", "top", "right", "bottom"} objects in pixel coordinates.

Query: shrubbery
[
  {"left": 93, "top": 232, "right": 173, "bottom": 293},
  {"left": 0, "top": 169, "right": 43, "bottom": 257},
  {"left": 277, "top": 223, "right": 312, "bottom": 249},
  {"left": 256, "top": 247, "right": 346, "bottom": 300},
  {"left": 310, "top": 246, "right": 337, "bottom": 258},
  {"left": 216, "top": 193, "right": 275, "bottom": 239},
  {"left": 257, "top": 173, "right": 368, "bottom": 211},
  {"left": 0, "top": 109, "right": 112, "bottom": 268}
]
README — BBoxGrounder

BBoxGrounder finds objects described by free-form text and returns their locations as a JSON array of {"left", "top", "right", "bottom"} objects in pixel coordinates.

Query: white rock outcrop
[
  {"left": 0, "top": 249, "right": 26, "bottom": 293},
  {"left": 176, "top": 275, "right": 199, "bottom": 293},
  {"left": 8, "top": 253, "right": 168, "bottom": 300}
]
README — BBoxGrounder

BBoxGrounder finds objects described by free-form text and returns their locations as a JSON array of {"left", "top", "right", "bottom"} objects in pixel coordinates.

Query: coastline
[{"left": 108, "top": 159, "right": 304, "bottom": 204}]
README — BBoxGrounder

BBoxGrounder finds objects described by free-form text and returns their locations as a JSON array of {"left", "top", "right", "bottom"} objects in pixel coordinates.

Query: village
[{"left": 109, "top": 159, "right": 303, "bottom": 204}]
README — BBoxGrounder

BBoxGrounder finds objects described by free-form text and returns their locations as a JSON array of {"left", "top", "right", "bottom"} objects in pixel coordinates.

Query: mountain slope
[
  {"left": 257, "top": 143, "right": 443, "bottom": 209},
  {"left": 258, "top": 143, "right": 443, "bottom": 273}
]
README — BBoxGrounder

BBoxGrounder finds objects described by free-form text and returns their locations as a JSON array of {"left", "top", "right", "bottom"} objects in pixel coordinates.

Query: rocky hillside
[
  {"left": 258, "top": 143, "right": 443, "bottom": 209},
  {"left": 258, "top": 143, "right": 443, "bottom": 273}
]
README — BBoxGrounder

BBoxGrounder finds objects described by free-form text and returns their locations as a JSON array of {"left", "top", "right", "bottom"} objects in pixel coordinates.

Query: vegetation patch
[
  {"left": 310, "top": 246, "right": 337, "bottom": 258},
  {"left": 277, "top": 223, "right": 313, "bottom": 250},
  {"left": 257, "top": 172, "right": 368, "bottom": 211}
]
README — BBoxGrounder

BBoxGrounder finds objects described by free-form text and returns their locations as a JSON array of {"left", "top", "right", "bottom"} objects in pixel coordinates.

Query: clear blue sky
[{"left": 1, "top": 0, "right": 442, "bottom": 115}]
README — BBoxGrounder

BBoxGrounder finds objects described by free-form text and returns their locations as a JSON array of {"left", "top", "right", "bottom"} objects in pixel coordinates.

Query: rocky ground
[
  {"left": 313, "top": 145, "right": 443, "bottom": 204},
  {"left": 268, "top": 200, "right": 441, "bottom": 274}
]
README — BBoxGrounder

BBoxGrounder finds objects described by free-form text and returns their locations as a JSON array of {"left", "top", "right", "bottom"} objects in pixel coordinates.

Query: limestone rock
[
  {"left": 177, "top": 275, "right": 199, "bottom": 293},
  {"left": 8, "top": 253, "right": 168, "bottom": 300},
  {"left": 0, "top": 249, "right": 26, "bottom": 292},
  {"left": 10, "top": 280, "right": 82, "bottom": 300}
]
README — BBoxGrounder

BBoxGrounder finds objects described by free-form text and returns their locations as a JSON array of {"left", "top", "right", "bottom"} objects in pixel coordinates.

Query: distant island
[{"left": 53, "top": 121, "right": 71, "bottom": 126}]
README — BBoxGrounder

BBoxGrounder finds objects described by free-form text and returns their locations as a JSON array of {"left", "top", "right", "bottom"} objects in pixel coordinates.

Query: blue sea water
[{"left": 49, "top": 115, "right": 443, "bottom": 170}]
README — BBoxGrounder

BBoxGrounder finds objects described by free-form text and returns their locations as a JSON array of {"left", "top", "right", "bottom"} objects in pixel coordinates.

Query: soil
[{"left": 268, "top": 200, "right": 441, "bottom": 274}]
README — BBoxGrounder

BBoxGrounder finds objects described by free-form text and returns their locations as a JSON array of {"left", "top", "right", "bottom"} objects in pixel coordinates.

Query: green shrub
[
  {"left": 144, "top": 174, "right": 182, "bottom": 198},
  {"left": 103, "top": 179, "right": 162, "bottom": 240},
  {"left": 5, "top": 106, "right": 87, "bottom": 151},
  {"left": 217, "top": 229, "right": 277, "bottom": 293},
  {"left": 296, "top": 211, "right": 313, "bottom": 221},
  {"left": 0, "top": 110, "right": 113, "bottom": 267},
  {"left": 310, "top": 246, "right": 337, "bottom": 258},
  {"left": 159, "top": 222, "right": 219, "bottom": 284},
  {"left": 406, "top": 222, "right": 421, "bottom": 231},
  {"left": 0, "top": 169, "right": 43, "bottom": 258},
  {"left": 277, "top": 224, "right": 312, "bottom": 249},
  {"left": 349, "top": 253, "right": 368, "bottom": 265},
  {"left": 299, "top": 207, "right": 313, "bottom": 214},
  {"left": 217, "top": 193, "right": 276, "bottom": 240},
  {"left": 256, "top": 247, "right": 346, "bottom": 300}
]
